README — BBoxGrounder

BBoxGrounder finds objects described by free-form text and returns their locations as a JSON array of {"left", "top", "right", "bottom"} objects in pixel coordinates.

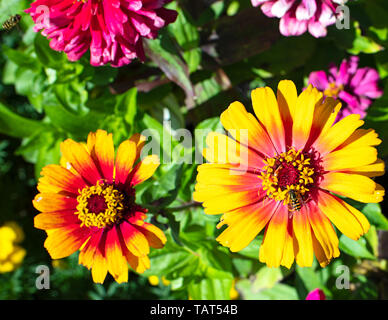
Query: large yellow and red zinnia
[
  {"left": 33, "top": 130, "right": 166, "bottom": 283},
  {"left": 193, "top": 80, "right": 385, "bottom": 268}
]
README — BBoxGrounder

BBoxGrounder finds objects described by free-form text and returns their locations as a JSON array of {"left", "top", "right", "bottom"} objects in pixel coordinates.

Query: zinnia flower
[
  {"left": 0, "top": 222, "right": 26, "bottom": 273},
  {"left": 33, "top": 130, "right": 166, "bottom": 283},
  {"left": 306, "top": 288, "right": 326, "bottom": 300},
  {"left": 193, "top": 80, "right": 385, "bottom": 268},
  {"left": 251, "top": 0, "right": 345, "bottom": 38},
  {"left": 25, "top": 0, "right": 177, "bottom": 67},
  {"left": 308, "top": 56, "right": 383, "bottom": 121}
]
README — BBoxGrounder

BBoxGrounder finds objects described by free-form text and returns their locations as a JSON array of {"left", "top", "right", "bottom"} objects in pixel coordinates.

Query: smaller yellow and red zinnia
[
  {"left": 194, "top": 80, "right": 385, "bottom": 268},
  {"left": 33, "top": 130, "right": 166, "bottom": 283}
]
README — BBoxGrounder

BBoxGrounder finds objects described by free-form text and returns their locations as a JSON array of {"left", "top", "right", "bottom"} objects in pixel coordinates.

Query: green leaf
[
  {"left": 145, "top": 249, "right": 198, "bottom": 279},
  {"left": 227, "top": 1, "right": 240, "bottom": 16},
  {"left": 364, "top": 225, "right": 379, "bottom": 257},
  {"left": 15, "top": 130, "right": 63, "bottom": 177},
  {"left": 168, "top": 5, "right": 199, "bottom": 52},
  {"left": 143, "top": 31, "right": 195, "bottom": 102},
  {"left": 165, "top": 212, "right": 184, "bottom": 246},
  {"left": 140, "top": 113, "right": 180, "bottom": 164},
  {"left": 2, "top": 60, "right": 18, "bottom": 85},
  {"left": 114, "top": 87, "right": 137, "bottom": 128},
  {"left": 53, "top": 82, "right": 88, "bottom": 113},
  {"left": 235, "top": 238, "right": 262, "bottom": 260},
  {"left": 43, "top": 102, "right": 104, "bottom": 137},
  {"left": 339, "top": 235, "right": 376, "bottom": 260},
  {"left": 362, "top": 203, "right": 388, "bottom": 230},
  {"left": 1, "top": 45, "right": 40, "bottom": 71},
  {"left": 295, "top": 265, "right": 323, "bottom": 296},
  {"left": 34, "top": 33, "right": 65, "bottom": 69},
  {"left": 14, "top": 68, "right": 46, "bottom": 96},
  {"left": 0, "top": 0, "right": 27, "bottom": 23},
  {"left": 252, "top": 267, "right": 284, "bottom": 291},
  {"left": 348, "top": 21, "right": 383, "bottom": 55},
  {"left": 168, "top": 5, "right": 201, "bottom": 73},
  {"left": 237, "top": 280, "right": 299, "bottom": 300},
  {"left": 188, "top": 278, "right": 233, "bottom": 300},
  {"left": 196, "top": 246, "right": 233, "bottom": 280},
  {"left": 0, "top": 102, "right": 47, "bottom": 138}
]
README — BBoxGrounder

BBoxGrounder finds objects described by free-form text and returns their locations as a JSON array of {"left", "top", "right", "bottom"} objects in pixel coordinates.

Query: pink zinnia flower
[
  {"left": 25, "top": 0, "right": 177, "bottom": 67},
  {"left": 308, "top": 56, "right": 383, "bottom": 121},
  {"left": 251, "top": 0, "right": 345, "bottom": 38},
  {"left": 306, "top": 288, "right": 326, "bottom": 300}
]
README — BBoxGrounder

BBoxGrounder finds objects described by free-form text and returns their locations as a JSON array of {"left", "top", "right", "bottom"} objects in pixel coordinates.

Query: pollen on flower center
[
  {"left": 323, "top": 82, "right": 344, "bottom": 98},
  {"left": 259, "top": 148, "right": 315, "bottom": 205},
  {"left": 76, "top": 181, "right": 126, "bottom": 228}
]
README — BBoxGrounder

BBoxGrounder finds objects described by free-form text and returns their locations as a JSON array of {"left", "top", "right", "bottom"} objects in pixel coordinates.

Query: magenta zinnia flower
[
  {"left": 306, "top": 288, "right": 326, "bottom": 300},
  {"left": 251, "top": 0, "right": 345, "bottom": 38},
  {"left": 308, "top": 56, "right": 383, "bottom": 121},
  {"left": 25, "top": 0, "right": 177, "bottom": 67}
]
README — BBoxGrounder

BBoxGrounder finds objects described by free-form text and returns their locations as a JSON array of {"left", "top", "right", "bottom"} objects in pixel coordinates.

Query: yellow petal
[
  {"left": 196, "top": 164, "right": 261, "bottom": 186},
  {"left": 346, "top": 183, "right": 384, "bottom": 203},
  {"left": 280, "top": 217, "right": 295, "bottom": 269},
  {"left": 307, "top": 206, "right": 339, "bottom": 260},
  {"left": 217, "top": 200, "right": 277, "bottom": 252},
  {"left": 344, "top": 159, "right": 385, "bottom": 177},
  {"left": 277, "top": 80, "right": 298, "bottom": 119},
  {"left": 292, "top": 207, "right": 314, "bottom": 267},
  {"left": 317, "top": 191, "right": 369, "bottom": 240},
  {"left": 320, "top": 172, "right": 376, "bottom": 202},
  {"left": 105, "top": 227, "right": 128, "bottom": 283},
  {"left": 251, "top": 86, "right": 285, "bottom": 153},
  {"left": 203, "top": 132, "right": 263, "bottom": 169},
  {"left": 339, "top": 128, "right": 381, "bottom": 149},
  {"left": 115, "top": 140, "right": 137, "bottom": 185},
  {"left": 129, "top": 133, "right": 147, "bottom": 161},
  {"left": 120, "top": 221, "right": 150, "bottom": 257},
  {"left": 314, "top": 114, "right": 364, "bottom": 156},
  {"left": 220, "top": 101, "right": 276, "bottom": 157},
  {"left": 126, "top": 251, "right": 150, "bottom": 274},
  {"left": 91, "top": 249, "right": 108, "bottom": 284},
  {"left": 202, "top": 189, "right": 261, "bottom": 215},
  {"left": 309, "top": 97, "right": 341, "bottom": 146},
  {"left": 311, "top": 231, "right": 332, "bottom": 268},
  {"left": 92, "top": 130, "right": 115, "bottom": 182},
  {"left": 323, "top": 146, "right": 377, "bottom": 171},
  {"left": 33, "top": 193, "right": 77, "bottom": 213},
  {"left": 135, "top": 222, "right": 166, "bottom": 249},
  {"left": 292, "top": 85, "right": 323, "bottom": 150},
  {"left": 259, "top": 204, "right": 289, "bottom": 267},
  {"left": 130, "top": 155, "right": 159, "bottom": 186},
  {"left": 44, "top": 226, "right": 89, "bottom": 259},
  {"left": 60, "top": 139, "right": 101, "bottom": 185}
]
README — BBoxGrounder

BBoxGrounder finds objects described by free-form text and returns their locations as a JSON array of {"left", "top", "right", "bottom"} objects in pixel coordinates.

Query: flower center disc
[
  {"left": 324, "top": 82, "right": 344, "bottom": 98},
  {"left": 260, "top": 148, "right": 315, "bottom": 206},
  {"left": 76, "top": 181, "right": 125, "bottom": 228}
]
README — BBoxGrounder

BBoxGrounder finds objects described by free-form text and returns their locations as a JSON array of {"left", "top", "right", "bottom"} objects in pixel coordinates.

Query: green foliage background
[{"left": 1, "top": 0, "right": 388, "bottom": 300}]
